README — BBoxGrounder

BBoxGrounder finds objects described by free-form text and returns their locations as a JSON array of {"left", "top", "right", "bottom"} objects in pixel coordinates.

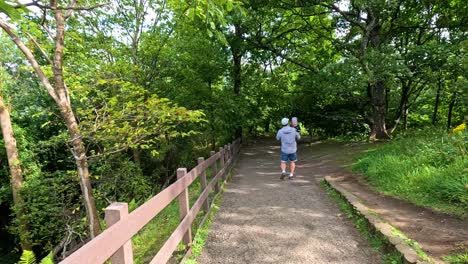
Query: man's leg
[
  {"left": 281, "top": 161, "right": 287, "bottom": 173},
  {"left": 280, "top": 152, "right": 287, "bottom": 180},
  {"left": 280, "top": 162, "right": 287, "bottom": 180},
  {"left": 289, "top": 153, "right": 297, "bottom": 179},
  {"left": 290, "top": 161, "right": 296, "bottom": 175}
]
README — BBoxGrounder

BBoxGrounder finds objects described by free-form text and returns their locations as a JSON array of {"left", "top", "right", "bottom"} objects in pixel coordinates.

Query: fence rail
[{"left": 60, "top": 139, "right": 242, "bottom": 264}]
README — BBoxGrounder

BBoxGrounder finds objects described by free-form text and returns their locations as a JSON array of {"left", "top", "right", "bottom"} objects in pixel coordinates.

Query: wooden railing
[{"left": 60, "top": 139, "right": 242, "bottom": 264}]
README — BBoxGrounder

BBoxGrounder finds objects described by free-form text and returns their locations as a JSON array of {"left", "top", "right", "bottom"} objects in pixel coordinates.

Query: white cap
[
  {"left": 281, "top": 118, "right": 289, "bottom": 126},
  {"left": 292, "top": 117, "right": 298, "bottom": 123}
]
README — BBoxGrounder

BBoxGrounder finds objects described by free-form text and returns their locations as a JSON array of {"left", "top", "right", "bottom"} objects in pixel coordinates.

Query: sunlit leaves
[
  {"left": 77, "top": 79, "right": 204, "bottom": 157},
  {"left": 0, "top": 1, "right": 29, "bottom": 21}
]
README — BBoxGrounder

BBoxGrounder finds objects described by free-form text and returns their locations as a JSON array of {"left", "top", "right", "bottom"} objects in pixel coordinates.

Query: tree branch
[
  {"left": 24, "top": 32, "right": 53, "bottom": 65},
  {"left": 15, "top": 1, "right": 110, "bottom": 11},
  {"left": 0, "top": 19, "right": 59, "bottom": 103}
]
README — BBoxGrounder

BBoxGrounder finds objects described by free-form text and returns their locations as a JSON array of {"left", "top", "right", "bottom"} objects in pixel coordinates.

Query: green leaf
[
  {"left": 18, "top": 250, "right": 36, "bottom": 264},
  {"left": 0, "top": 1, "right": 28, "bottom": 20},
  {"left": 40, "top": 252, "right": 54, "bottom": 264}
]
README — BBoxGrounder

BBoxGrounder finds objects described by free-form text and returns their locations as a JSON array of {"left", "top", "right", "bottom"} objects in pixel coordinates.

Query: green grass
[
  {"left": 321, "top": 181, "right": 404, "bottom": 264},
  {"left": 390, "top": 228, "right": 431, "bottom": 262},
  {"left": 184, "top": 182, "right": 226, "bottom": 264},
  {"left": 353, "top": 129, "right": 468, "bottom": 218},
  {"left": 442, "top": 251, "right": 468, "bottom": 264}
]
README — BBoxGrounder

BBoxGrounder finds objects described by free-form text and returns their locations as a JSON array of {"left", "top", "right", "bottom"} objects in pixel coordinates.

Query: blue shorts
[{"left": 281, "top": 152, "right": 297, "bottom": 162}]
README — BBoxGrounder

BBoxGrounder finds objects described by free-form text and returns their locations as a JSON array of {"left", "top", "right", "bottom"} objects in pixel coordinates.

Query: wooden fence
[{"left": 60, "top": 139, "right": 242, "bottom": 264}]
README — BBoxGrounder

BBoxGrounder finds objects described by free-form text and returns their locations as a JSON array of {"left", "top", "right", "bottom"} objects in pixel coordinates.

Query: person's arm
[
  {"left": 296, "top": 131, "right": 301, "bottom": 140},
  {"left": 276, "top": 130, "right": 282, "bottom": 141}
]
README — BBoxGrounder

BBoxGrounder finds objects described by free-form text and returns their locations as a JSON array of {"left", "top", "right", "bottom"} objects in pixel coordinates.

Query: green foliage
[
  {"left": 17, "top": 250, "right": 53, "bottom": 264},
  {"left": 92, "top": 156, "right": 152, "bottom": 210},
  {"left": 39, "top": 252, "right": 53, "bottom": 264},
  {"left": 0, "top": 1, "right": 29, "bottom": 21},
  {"left": 450, "top": 123, "right": 467, "bottom": 159},
  {"left": 76, "top": 79, "right": 204, "bottom": 157},
  {"left": 18, "top": 250, "right": 36, "bottom": 264},
  {"left": 354, "top": 129, "right": 468, "bottom": 217}
]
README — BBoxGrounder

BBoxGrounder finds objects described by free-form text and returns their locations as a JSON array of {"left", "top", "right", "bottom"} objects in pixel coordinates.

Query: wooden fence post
[
  {"left": 219, "top": 147, "right": 225, "bottom": 180},
  {"left": 210, "top": 151, "right": 219, "bottom": 193},
  {"left": 224, "top": 145, "right": 229, "bottom": 168},
  {"left": 198, "top": 157, "right": 210, "bottom": 212},
  {"left": 177, "top": 168, "right": 192, "bottom": 245},
  {"left": 228, "top": 143, "right": 232, "bottom": 163},
  {"left": 105, "top": 203, "right": 134, "bottom": 264}
]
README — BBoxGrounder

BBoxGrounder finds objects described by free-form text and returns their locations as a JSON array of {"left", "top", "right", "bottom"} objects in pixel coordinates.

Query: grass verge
[
  {"left": 353, "top": 129, "right": 468, "bottom": 218},
  {"left": 183, "top": 184, "right": 225, "bottom": 264},
  {"left": 442, "top": 251, "right": 468, "bottom": 264},
  {"left": 321, "top": 180, "right": 404, "bottom": 264}
]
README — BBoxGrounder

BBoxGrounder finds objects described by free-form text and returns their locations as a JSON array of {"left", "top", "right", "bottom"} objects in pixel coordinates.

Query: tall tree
[
  {"left": 0, "top": 83, "right": 31, "bottom": 251},
  {"left": 0, "top": 1, "right": 106, "bottom": 238}
]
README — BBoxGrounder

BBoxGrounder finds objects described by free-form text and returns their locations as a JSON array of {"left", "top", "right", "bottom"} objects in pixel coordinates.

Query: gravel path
[{"left": 198, "top": 140, "right": 379, "bottom": 264}]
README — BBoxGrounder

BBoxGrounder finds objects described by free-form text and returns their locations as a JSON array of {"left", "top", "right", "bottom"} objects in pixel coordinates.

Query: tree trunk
[
  {"left": 366, "top": 14, "right": 390, "bottom": 141},
  {"left": 0, "top": 96, "right": 31, "bottom": 250},
  {"left": 133, "top": 148, "right": 142, "bottom": 165},
  {"left": 369, "top": 80, "right": 391, "bottom": 140},
  {"left": 432, "top": 77, "right": 442, "bottom": 125},
  {"left": 58, "top": 101, "right": 101, "bottom": 237},
  {"left": 208, "top": 81, "right": 216, "bottom": 151},
  {"left": 52, "top": 7, "right": 101, "bottom": 238},
  {"left": 230, "top": 22, "right": 243, "bottom": 139},
  {"left": 390, "top": 80, "right": 410, "bottom": 134},
  {"left": 403, "top": 101, "right": 408, "bottom": 130},
  {"left": 447, "top": 92, "right": 457, "bottom": 131},
  {"left": 232, "top": 23, "right": 242, "bottom": 95}
]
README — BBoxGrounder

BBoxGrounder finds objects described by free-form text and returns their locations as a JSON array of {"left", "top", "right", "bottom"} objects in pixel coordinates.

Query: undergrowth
[
  {"left": 321, "top": 181, "right": 404, "bottom": 264},
  {"left": 353, "top": 128, "right": 468, "bottom": 218},
  {"left": 132, "top": 166, "right": 221, "bottom": 263},
  {"left": 184, "top": 187, "right": 224, "bottom": 264}
]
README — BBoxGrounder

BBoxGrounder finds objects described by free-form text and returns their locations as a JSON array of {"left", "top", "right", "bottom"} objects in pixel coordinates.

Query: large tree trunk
[
  {"left": 432, "top": 77, "right": 442, "bottom": 125},
  {"left": 369, "top": 80, "right": 391, "bottom": 140},
  {"left": 403, "top": 101, "right": 408, "bottom": 130},
  {"left": 447, "top": 92, "right": 457, "bottom": 131},
  {"left": 230, "top": 22, "right": 243, "bottom": 139},
  {"left": 231, "top": 23, "right": 242, "bottom": 95},
  {"left": 366, "top": 14, "right": 390, "bottom": 141},
  {"left": 0, "top": 96, "right": 31, "bottom": 250}
]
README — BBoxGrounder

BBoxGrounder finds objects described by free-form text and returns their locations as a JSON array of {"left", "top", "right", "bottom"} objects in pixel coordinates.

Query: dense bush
[{"left": 354, "top": 127, "right": 468, "bottom": 217}]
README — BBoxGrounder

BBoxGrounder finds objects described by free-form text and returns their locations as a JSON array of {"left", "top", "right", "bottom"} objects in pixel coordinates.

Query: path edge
[
  {"left": 324, "top": 176, "right": 441, "bottom": 264},
  {"left": 179, "top": 153, "right": 241, "bottom": 264}
]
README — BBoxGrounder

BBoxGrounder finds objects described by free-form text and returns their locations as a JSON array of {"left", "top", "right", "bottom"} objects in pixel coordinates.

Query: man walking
[{"left": 276, "top": 118, "right": 301, "bottom": 180}]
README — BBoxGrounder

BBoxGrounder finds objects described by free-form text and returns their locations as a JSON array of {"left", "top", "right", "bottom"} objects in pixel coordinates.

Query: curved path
[{"left": 198, "top": 140, "right": 379, "bottom": 263}]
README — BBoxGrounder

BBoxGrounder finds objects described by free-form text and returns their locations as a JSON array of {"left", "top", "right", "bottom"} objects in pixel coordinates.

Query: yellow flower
[{"left": 452, "top": 123, "right": 466, "bottom": 134}]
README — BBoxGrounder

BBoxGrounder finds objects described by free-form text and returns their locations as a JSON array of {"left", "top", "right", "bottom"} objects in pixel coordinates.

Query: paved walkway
[{"left": 198, "top": 140, "right": 379, "bottom": 263}]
